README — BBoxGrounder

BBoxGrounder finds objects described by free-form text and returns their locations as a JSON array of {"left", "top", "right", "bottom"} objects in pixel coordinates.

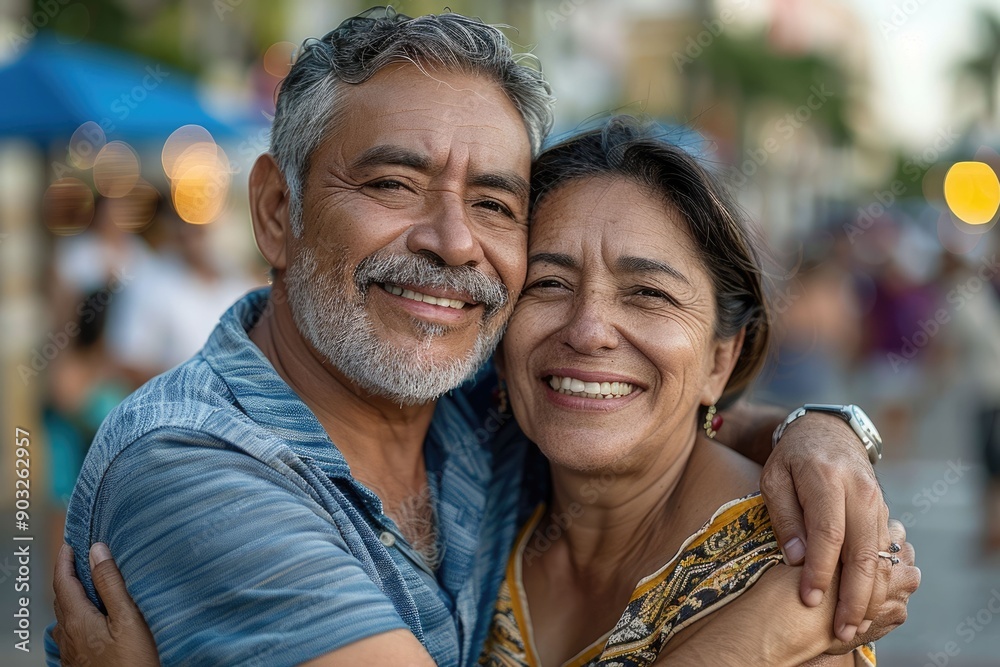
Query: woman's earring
[{"left": 703, "top": 404, "right": 723, "bottom": 439}]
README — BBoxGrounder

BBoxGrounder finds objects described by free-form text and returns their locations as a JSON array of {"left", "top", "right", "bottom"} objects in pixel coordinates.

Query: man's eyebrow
[
  {"left": 349, "top": 145, "right": 431, "bottom": 172},
  {"left": 470, "top": 171, "right": 530, "bottom": 203},
  {"left": 616, "top": 256, "right": 690, "bottom": 284},
  {"left": 528, "top": 252, "right": 577, "bottom": 269}
]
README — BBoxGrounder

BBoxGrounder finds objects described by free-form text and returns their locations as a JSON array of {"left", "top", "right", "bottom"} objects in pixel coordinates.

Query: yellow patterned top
[{"left": 478, "top": 493, "right": 877, "bottom": 667}]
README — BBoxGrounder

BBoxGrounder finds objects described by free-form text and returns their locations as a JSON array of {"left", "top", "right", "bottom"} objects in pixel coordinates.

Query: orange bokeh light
[
  {"left": 162, "top": 125, "right": 216, "bottom": 180},
  {"left": 93, "top": 141, "right": 141, "bottom": 198},
  {"left": 170, "top": 144, "right": 232, "bottom": 225},
  {"left": 263, "top": 42, "right": 297, "bottom": 78},
  {"left": 108, "top": 180, "right": 160, "bottom": 233}
]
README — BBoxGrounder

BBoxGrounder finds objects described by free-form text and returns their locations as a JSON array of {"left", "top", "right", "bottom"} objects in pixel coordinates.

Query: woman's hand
[
  {"left": 760, "top": 410, "right": 891, "bottom": 643},
  {"left": 656, "top": 519, "right": 919, "bottom": 666},
  {"left": 52, "top": 543, "right": 160, "bottom": 667}
]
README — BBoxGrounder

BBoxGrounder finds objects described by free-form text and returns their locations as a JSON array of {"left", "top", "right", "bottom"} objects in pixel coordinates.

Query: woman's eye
[{"left": 635, "top": 287, "right": 676, "bottom": 304}]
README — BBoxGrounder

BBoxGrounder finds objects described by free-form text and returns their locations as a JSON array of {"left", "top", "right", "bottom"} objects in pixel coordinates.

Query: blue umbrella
[{"left": 1, "top": 35, "right": 248, "bottom": 143}]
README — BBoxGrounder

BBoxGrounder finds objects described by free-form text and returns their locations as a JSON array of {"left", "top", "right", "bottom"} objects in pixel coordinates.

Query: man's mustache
[{"left": 354, "top": 252, "right": 509, "bottom": 317}]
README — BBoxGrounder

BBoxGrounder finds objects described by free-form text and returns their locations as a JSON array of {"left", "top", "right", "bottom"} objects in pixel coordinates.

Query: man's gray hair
[{"left": 270, "top": 6, "right": 556, "bottom": 236}]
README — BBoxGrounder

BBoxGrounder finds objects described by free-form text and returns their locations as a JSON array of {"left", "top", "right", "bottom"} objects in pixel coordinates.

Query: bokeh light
[
  {"left": 943, "top": 161, "right": 1000, "bottom": 225},
  {"left": 162, "top": 125, "right": 215, "bottom": 179},
  {"left": 93, "top": 141, "right": 141, "bottom": 198},
  {"left": 107, "top": 180, "right": 160, "bottom": 233},
  {"left": 42, "top": 177, "right": 95, "bottom": 235},
  {"left": 68, "top": 121, "right": 107, "bottom": 170},
  {"left": 170, "top": 143, "right": 232, "bottom": 225},
  {"left": 263, "top": 41, "right": 297, "bottom": 78}
]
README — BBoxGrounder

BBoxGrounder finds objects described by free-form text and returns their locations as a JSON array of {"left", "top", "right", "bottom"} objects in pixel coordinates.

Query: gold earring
[{"left": 704, "top": 404, "right": 722, "bottom": 438}]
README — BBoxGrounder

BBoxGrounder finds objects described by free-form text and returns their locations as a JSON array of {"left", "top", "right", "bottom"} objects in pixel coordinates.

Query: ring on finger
[
  {"left": 888, "top": 542, "right": 901, "bottom": 553},
  {"left": 877, "top": 551, "right": 900, "bottom": 565}
]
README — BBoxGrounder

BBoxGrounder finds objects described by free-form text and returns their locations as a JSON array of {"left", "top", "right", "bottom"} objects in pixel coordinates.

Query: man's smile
[{"left": 381, "top": 283, "right": 472, "bottom": 310}]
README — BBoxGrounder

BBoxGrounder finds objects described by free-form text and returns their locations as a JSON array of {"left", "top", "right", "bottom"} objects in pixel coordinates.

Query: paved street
[{"left": 869, "top": 383, "right": 1000, "bottom": 667}]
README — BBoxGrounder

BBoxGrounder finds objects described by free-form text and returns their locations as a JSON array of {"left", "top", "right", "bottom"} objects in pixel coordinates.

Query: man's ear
[
  {"left": 249, "top": 153, "right": 292, "bottom": 272},
  {"left": 702, "top": 328, "right": 746, "bottom": 406}
]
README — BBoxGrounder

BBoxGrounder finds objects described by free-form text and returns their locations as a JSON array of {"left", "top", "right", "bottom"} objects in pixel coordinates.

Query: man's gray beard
[{"left": 284, "top": 246, "right": 507, "bottom": 406}]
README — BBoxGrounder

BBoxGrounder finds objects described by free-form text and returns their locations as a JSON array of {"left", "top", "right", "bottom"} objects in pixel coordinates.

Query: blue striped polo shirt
[{"left": 45, "top": 288, "right": 531, "bottom": 667}]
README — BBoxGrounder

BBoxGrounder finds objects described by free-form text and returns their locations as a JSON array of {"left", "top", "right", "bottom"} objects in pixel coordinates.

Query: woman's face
[{"left": 502, "top": 176, "right": 743, "bottom": 473}]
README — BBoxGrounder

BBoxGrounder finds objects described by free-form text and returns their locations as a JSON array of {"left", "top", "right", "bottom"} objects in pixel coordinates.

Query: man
[{"left": 48, "top": 8, "right": 910, "bottom": 666}]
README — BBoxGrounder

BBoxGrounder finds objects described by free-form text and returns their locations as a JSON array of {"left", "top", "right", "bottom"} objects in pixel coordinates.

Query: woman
[
  {"left": 51, "top": 117, "right": 915, "bottom": 665},
  {"left": 477, "top": 116, "right": 896, "bottom": 666}
]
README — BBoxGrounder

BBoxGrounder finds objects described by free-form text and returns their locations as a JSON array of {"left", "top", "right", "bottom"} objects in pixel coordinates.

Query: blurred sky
[{"left": 841, "top": 0, "right": 998, "bottom": 150}]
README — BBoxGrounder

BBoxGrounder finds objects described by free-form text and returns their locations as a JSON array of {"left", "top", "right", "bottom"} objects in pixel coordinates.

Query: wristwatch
[{"left": 772, "top": 404, "right": 883, "bottom": 465}]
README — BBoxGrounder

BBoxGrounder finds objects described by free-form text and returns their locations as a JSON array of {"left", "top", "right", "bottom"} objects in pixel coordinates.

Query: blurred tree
[
  {"left": 692, "top": 29, "right": 852, "bottom": 147},
  {"left": 954, "top": 8, "right": 1000, "bottom": 124},
  {"left": 33, "top": 0, "right": 288, "bottom": 75}
]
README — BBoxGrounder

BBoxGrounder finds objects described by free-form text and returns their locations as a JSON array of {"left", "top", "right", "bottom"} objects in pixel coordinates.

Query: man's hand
[
  {"left": 759, "top": 411, "right": 889, "bottom": 643},
  {"left": 52, "top": 543, "right": 160, "bottom": 667},
  {"left": 835, "top": 519, "right": 920, "bottom": 652}
]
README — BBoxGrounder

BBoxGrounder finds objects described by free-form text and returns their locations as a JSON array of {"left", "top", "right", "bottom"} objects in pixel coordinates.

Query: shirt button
[{"left": 379, "top": 531, "right": 396, "bottom": 547}]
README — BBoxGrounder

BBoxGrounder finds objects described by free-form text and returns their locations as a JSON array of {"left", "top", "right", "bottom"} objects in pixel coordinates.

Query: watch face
[{"left": 850, "top": 405, "right": 882, "bottom": 447}]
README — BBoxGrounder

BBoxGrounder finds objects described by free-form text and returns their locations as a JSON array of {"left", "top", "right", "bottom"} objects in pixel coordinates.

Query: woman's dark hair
[{"left": 530, "top": 115, "right": 770, "bottom": 405}]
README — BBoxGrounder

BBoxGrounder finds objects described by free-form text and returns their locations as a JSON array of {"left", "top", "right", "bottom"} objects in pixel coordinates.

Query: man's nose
[
  {"left": 406, "top": 191, "right": 484, "bottom": 267},
  {"left": 560, "top": 292, "right": 620, "bottom": 354}
]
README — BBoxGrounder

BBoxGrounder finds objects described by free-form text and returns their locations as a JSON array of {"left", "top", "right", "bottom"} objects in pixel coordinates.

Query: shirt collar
[{"left": 201, "top": 287, "right": 353, "bottom": 477}]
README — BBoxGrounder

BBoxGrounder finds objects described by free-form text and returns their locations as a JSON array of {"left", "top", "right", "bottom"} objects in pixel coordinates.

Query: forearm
[
  {"left": 718, "top": 400, "right": 787, "bottom": 466},
  {"left": 658, "top": 564, "right": 844, "bottom": 666}
]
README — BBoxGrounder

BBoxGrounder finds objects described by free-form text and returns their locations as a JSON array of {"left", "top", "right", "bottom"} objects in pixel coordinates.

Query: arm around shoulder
[{"left": 84, "top": 432, "right": 417, "bottom": 666}]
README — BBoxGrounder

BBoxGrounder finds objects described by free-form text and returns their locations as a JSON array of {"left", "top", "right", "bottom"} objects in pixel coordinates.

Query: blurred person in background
[
  {"left": 43, "top": 197, "right": 142, "bottom": 578},
  {"left": 937, "top": 243, "right": 1000, "bottom": 554},
  {"left": 51, "top": 197, "right": 152, "bottom": 314},
  {"left": 857, "top": 223, "right": 942, "bottom": 456},
  {"left": 106, "top": 205, "right": 260, "bottom": 384},
  {"left": 757, "top": 250, "right": 862, "bottom": 407},
  {"left": 42, "top": 289, "right": 130, "bottom": 580}
]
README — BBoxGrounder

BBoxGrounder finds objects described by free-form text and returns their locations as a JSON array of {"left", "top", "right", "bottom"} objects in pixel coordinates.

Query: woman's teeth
[
  {"left": 547, "top": 375, "right": 635, "bottom": 399},
  {"left": 383, "top": 283, "right": 467, "bottom": 310}
]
